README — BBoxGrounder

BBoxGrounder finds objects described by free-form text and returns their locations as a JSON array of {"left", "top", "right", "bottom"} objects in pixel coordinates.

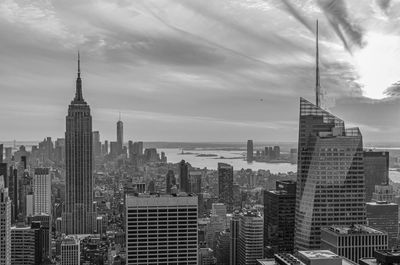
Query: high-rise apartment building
[
  {"left": 264, "top": 180, "right": 296, "bottom": 255},
  {"left": 0, "top": 181, "right": 11, "bottom": 265},
  {"left": 247, "top": 140, "right": 253, "bottom": 162},
  {"left": 238, "top": 210, "right": 264, "bottom": 265},
  {"left": 125, "top": 193, "right": 198, "bottom": 264},
  {"left": 62, "top": 54, "right": 95, "bottom": 234},
  {"left": 366, "top": 201, "right": 398, "bottom": 248},
  {"left": 33, "top": 168, "right": 51, "bottom": 215},
  {"left": 321, "top": 225, "right": 388, "bottom": 263},
  {"left": 218, "top": 163, "right": 233, "bottom": 212},
  {"left": 11, "top": 223, "right": 44, "bottom": 265},
  {"left": 364, "top": 151, "right": 389, "bottom": 202},
  {"left": 295, "top": 98, "right": 366, "bottom": 250},
  {"left": 61, "top": 235, "right": 80, "bottom": 265}
]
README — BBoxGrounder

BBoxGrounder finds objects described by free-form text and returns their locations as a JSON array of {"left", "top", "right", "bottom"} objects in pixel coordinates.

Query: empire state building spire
[{"left": 74, "top": 51, "right": 84, "bottom": 102}]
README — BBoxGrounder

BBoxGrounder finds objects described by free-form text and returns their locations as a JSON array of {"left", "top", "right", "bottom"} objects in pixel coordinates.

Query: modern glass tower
[
  {"left": 62, "top": 53, "right": 95, "bottom": 234},
  {"left": 117, "top": 115, "right": 123, "bottom": 155},
  {"left": 294, "top": 98, "right": 365, "bottom": 250}
]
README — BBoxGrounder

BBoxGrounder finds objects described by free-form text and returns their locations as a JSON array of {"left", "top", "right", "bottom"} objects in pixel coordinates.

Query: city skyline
[{"left": 1, "top": 1, "right": 400, "bottom": 142}]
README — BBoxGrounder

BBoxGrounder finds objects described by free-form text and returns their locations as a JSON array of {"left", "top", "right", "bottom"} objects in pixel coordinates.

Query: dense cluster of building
[{"left": 1, "top": 55, "right": 400, "bottom": 265}]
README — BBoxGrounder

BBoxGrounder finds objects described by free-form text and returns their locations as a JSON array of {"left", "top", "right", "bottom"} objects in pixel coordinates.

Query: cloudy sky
[{"left": 1, "top": 0, "right": 400, "bottom": 143}]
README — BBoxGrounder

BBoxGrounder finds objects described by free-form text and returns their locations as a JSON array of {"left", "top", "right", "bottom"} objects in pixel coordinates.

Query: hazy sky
[{"left": 1, "top": 0, "right": 400, "bottom": 143}]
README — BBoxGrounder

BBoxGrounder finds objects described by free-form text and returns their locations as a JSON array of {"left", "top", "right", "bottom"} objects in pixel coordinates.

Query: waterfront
[{"left": 160, "top": 148, "right": 297, "bottom": 173}]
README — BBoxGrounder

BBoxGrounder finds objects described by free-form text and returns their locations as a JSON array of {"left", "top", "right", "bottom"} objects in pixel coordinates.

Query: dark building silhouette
[
  {"left": 230, "top": 212, "right": 240, "bottom": 265},
  {"left": 264, "top": 180, "right": 296, "bottom": 256},
  {"left": 364, "top": 151, "right": 389, "bottom": 202},
  {"left": 218, "top": 163, "right": 233, "bottom": 212},
  {"left": 166, "top": 170, "right": 176, "bottom": 194},
  {"left": 116, "top": 116, "right": 123, "bottom": 155},
  {"left": 179, "top": 160, "right": 190, "bottom": 193},
  {"left": 247, "top": 140, "right": 253, "bottom": 162},
  {"left": 0, "top": 163, "right": 7, "bottom": 188},
  {"left": 366, "top": 201, "right": 398, "bottom": 248},
  {"left": 62, "top": 53, "right": 95, "bottom": 234}
]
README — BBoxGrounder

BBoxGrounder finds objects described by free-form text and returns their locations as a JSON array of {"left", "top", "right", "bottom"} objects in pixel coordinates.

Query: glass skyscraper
[
  {"left": 62, "top": 54, "right": 95, "bottom": 234},
  {"left": 294, "top": 98, "right": 366, "bottom": 250}
]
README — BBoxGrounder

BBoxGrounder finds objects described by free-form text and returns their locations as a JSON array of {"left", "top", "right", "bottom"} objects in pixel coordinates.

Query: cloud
[
  {"left": 375, "top": 0, "right": 391, "bottom": 15},
  {"left": 318, "top": 0, "right": 366, "bottom": 52},
  {"left": 280, "top": 0, "right": 314, "bottom": 34},
  {"left": 0, "top": 0, "right": 397, "bottom": 143},
  {"left": 384, "top": 81, "right": 400, "bottom": 97}
]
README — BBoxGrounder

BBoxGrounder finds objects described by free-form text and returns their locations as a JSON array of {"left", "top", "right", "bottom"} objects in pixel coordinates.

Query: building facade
[
  {"left": 61, "top": 236, "right": 80, "bottom": 265},
  {"left": 0, "top": 183, "right": 11, "bottom": 265},
  {"left": 264, "top": 180, "right": 296, "bottom": 255},
  {"left": 247, "top": 140, "right": 253, "bottom": 162},
  {"left": 238, "top": 210, "right": 264, "bottom": 265},
  {"left": 295, "top": 98, "right": 366, "bottom": 250},
  {"left": 364, "top": 151, "right": 389, "bottom": 202},
  {"left": 125, "top": 194, "right": 198, "bottom": 264},
  {"left": 62, "top": 54, "right": 95, "bottom": 234},
  {"left": 321, "top": 225, "right": 388, "bottom": 263},
  {"left": 179, "top": 160, "right": 190, "bottom": 193},
  {"left": 116, "top": 118, "right": 123, "bottom": 155},
  {"left": 218, "top": 163, "right": 233, "bottom": 212},
  {"left": 33, "top": 168, "right": 51, "bottom": 215},
  {"left": 366, "top": 201, "right": 398, "bottom": 248}
]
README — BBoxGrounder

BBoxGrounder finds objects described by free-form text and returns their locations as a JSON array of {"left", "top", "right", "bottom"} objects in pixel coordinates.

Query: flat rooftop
[
  {"left": 323, "top": 225, "right": 384, "bottom": 235},
  {"left": 299, "top": 250, "right": 341, "bottom": 260}
]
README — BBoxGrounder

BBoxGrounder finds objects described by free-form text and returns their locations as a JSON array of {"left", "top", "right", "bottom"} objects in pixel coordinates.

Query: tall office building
[
  {"left": 0, "top": 163, "right": 7, "bottom": 188},
  {"left": 61, "top": 235, "right": 80, "bottom": 265},
  {"left": 321, "top": 225, "right": 388, "bottom": 263},
  {"left": 0, "top": 181, "right": 11, "bottom": 265},
  {"left": 247, "top": 140, "right": 253, "bottom": 162},
  {"left": 125, "top": 193, "right": 198, "bottom": 264},
  {"left": 92, "top": 131, "right": 101, "bottom": 158},
  {"left": 295, "top": 98, "right": 366, "bottom": 250},
  {"left": 189, "top": 170, "right": 202, "bottom": 194},
  {"left": 364, "top": 151, "right": 389, "bottom": 202},
  {"left": 366, "top": 201, "right": 398, "bottom": 248},
  {"left": 62, "top": 53, "right": 95, "bottom": 235},
  {"left": 218, "top": 163, "right": 233, "bottom": 212},
  {"left": 165, "top": 170, "right": 176, "bottom": 194},
  {"left": 179, "top": 160, "right": 190, "bottom": 193},
  {"left": 33, "top": 168, "right": 51, "bottom": 215},
  {"left": 31, "top": 214, "right": 51, "bottom": 260},
  {"left": 117, "top": 116, "right": 123, "bottom": 155},
  {"left": 264, "top": 180, "right": 296, "bottom": 255},
  {"left": 237, "top": 209, "right": 264, "bottom": 265},
  {"left": 230, "top": 212, "right": 239, "bottom": 265},
  {"left": 133, "top": 141, "right": 144, "bottom": 156}
]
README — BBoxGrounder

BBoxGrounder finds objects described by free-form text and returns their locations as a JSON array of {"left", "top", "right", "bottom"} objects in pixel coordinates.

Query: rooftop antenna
[
  {"left": 316, "top": 20, "right": 321, "bottom": 108},
  {"left": 119, "top": 111, "right": 121, "bottom": 121}
]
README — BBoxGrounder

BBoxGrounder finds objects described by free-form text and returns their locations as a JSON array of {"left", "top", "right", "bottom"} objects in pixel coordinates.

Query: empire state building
[{"left": 62, "top": 53, "right": 95, "bottom": 234}]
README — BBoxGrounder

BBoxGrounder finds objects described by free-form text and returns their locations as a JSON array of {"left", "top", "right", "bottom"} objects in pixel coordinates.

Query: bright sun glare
[{"left": 354, "top": 33, "right": 400, "bottom": 99}]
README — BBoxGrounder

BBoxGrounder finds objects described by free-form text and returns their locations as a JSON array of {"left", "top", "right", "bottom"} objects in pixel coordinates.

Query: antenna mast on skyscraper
[{"left": 316, "top": 20, "right": 321, "bottom": 108}]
